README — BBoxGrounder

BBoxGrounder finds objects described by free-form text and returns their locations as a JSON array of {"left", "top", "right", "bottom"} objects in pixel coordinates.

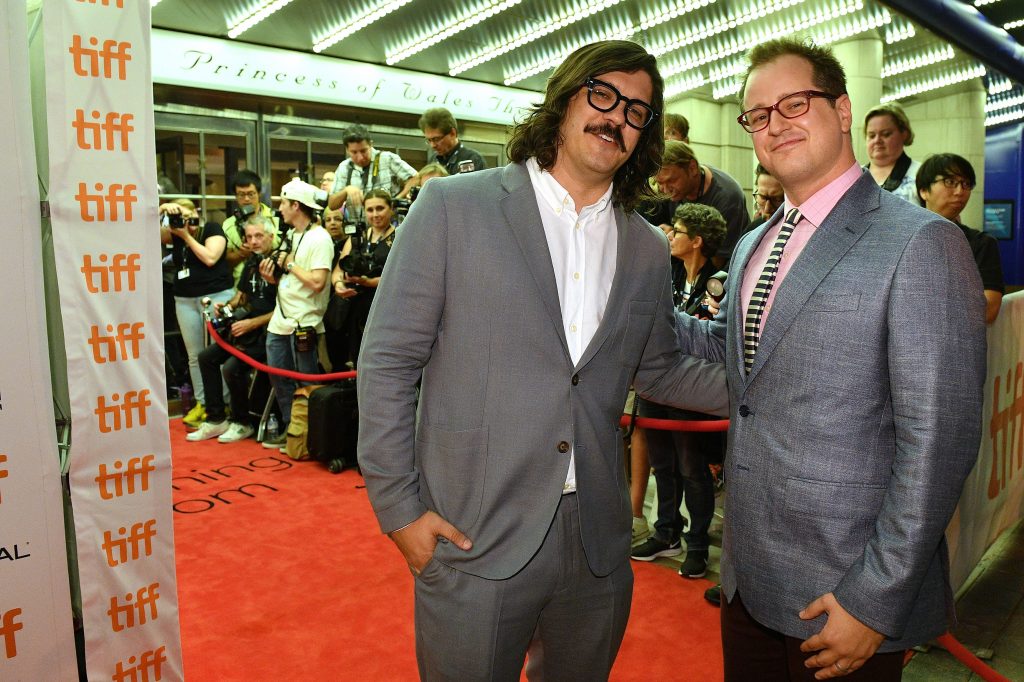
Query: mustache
[{"left": 584, "top": 123, "right": 626, "bottom": 152}]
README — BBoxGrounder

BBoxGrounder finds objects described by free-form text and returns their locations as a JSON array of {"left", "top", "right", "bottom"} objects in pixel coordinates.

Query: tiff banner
[
  {"left": 948, "top": 290, "right": 1024, "bottom": 590},
  {"left": 0, "top": 2, "right": 77, "bottom": 678},
  {"left": 43, "top": 0, "right": 182, "bottom": 679}
]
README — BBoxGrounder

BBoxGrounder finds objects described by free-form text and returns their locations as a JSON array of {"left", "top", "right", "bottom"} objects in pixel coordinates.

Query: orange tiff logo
[
  {"left": 108, "top": 583, "right": 160, "bottom": 632},
  {"left": 94, "top": 390, "right": 152, "bottom": 433},
  {"left": 77, "top": 0, "right": 126, "bottom": 7},
  {"left": 95, "top": 454, "right": 155, "bottom": 500},
  {"left": 72, "top": 109, "right": 134, "bottom": 151},
  {"left": 68, "top": 35, "right": 131, "bottom": 80},
  {"left": 1, "top": 607, "right": 23, "bottom": 659},
  {"left": 89, "top": 323, "right": 145, "bottom": 364},
  {"left": 102, "top": 519, "right": 157, "bottom": 567},
  {"left": 113, "top": 646, "right": 168, "bottom": 682},
  {"left": 81, "top": 253, "right": 141, "bottom": 293},
  {"left": 989, "top": 361, "right": 1024, "bottom": 499},
  {"left": 75, "top": 182, "right": 138, "bottom": 222},
  {"left": 0, "top": 453, "right": 7, "bottom": 504}
]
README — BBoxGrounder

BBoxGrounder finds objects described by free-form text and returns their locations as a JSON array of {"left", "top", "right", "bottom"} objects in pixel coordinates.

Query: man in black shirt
[
  {"left": 419, "top": 107, "right": 487, "bottom": 175},
  {"left": 916, "top": 153, "right": 1005, "bottom": 323},
  {"left": 643, "top": 140, "right": 749, "bottom": 264},
  {"left": 188, "top": 215, "right": 279, "bottom": 442}
]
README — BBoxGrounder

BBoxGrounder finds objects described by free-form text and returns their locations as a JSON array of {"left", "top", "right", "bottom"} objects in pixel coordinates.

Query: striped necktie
[{"left": 743, "top": 207, "right": 801, "bottom": 374}]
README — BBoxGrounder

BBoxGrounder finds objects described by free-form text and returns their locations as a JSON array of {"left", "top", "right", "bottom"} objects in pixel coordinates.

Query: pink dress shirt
[{"left": 740, "top": 163, "right": 864, "bottom": 336}]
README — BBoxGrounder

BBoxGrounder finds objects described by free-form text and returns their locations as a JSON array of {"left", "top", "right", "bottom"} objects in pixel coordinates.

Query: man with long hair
[{"left": 358, "top": 40, "right": 725, "bottom": 680}]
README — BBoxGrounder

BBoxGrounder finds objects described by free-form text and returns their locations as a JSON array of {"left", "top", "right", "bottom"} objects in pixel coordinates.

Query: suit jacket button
[
  {"left": 557, "top": 441, "right": 570, "bottom": 453},
  {"left": 571, "top": 374, "right": 580, "bottom": 386},
  {"left": 738, "top": 405, "right": 750, "bottom": 417}
]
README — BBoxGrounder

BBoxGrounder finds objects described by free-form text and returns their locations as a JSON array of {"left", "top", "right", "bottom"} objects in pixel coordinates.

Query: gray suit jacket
[
  {"left": 677, "top": 172, "right": 986, "bottom": 651},
  {"left": 357, "top": 162, "right": 726, "bottom": 580}
]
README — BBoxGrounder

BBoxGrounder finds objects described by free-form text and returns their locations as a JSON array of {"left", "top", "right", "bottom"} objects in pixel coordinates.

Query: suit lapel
[
  {"left": 745, "top": 174, "right": 880, "bottom": 383},
  {"left": 500, "top": 163, "right": 572, "bottom": 363},
  {"left": 576, "top": 208, "right": 635, "bottom": 370}
]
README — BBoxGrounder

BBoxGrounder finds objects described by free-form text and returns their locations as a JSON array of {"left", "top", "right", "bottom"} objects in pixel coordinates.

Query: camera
[
  {"left": 696, "top": 271, "right": 728, "bottom": 320},
  {"left": 210, "top": 303, "right": 236, "bottom": 337},
  {"left": 338, "top": 220, "right": 383, "bottom": 278},
  {"left": 210, "top": 302, "right": 251, "bottom": 339},
  {"left": 705, "top": 271, "right": 728, "bottom": 302},
  {"left": 163, "top": 213, "right": 200, "bottom": 229},
  {"left": 265, "top": 233, "right": 294, "bottom": 279},
  {"left": 232, "top": 203, "right": 257, "bottom": 226}
]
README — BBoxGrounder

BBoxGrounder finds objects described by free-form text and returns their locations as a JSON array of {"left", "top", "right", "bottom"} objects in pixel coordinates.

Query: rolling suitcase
[{"left": 307, "top": 381, "right": 359, "bottom": 473}]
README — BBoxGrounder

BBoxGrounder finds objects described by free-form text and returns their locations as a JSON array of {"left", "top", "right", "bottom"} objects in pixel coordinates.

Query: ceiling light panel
[
  {"left": 701, "top": 7, "right": 890, "bottom": 101},
  {"left": 637, "top": 0, "right": 718, "bottom": 32},
  {"left": 987, "top": 74, "right": 1014, "bottom": 94},
  {"left": 986, "top": 91, "right": 1024, "bottom": 113},
  {"left": 1005, "top": 18, "right": 1024, "bottom": 30},
  {"left": 987, "top": 107, "right": 1024, "bottom": 127},
  {"left": 502, "top": 18, "right": 638, "bottom": 85},
  {"left": 884, "top": 18, "right": 915, "bottom": 44},
  {"left": 387, "top": 0, "right": 524, "bottom": 65},
  {"left": 313, "top": 0, "right": 414, "bottom": 53},
  {"left": 659, "top": 1, "right": 873, "bottom": 89},
  {"left": 881, "top": 45, "right": 955, "bottom": 78},
  {"left": 227, "top": 0, "right": 295, "bottom": 39},
  {"left": 881, "top": 63, "right": 987, "bottom": 102},
  {"left": 448, "top": 0, "right": 627, "bottom": 76}
]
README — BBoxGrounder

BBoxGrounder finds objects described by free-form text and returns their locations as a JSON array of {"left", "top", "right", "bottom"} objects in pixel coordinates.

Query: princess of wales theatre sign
[{"left": 150, "top": 29, "right": 539, "bottom": 126}]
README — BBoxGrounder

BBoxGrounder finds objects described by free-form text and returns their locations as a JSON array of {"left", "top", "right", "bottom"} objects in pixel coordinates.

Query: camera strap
[{"left": 274, "top": 228, "right": 309, "bottom": 328}]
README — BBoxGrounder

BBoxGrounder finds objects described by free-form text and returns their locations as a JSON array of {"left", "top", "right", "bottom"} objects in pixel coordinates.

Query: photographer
[
  {"left": 330, "top": 189, "right": 396, "bottom": 368},
  {"left": 187, "top": 215, "right": 279, "bottom": 442},
  {"left": 223, "top": 169, "right": 278, "bottom": 286},
  {"left": 327, "top": 125, "right": 416, "bottom": 216},
  {"left": 160, "top": 199, "right": 234, "bottom": 428},
  {"left": 259, "top": 179, "right": 334, "bottom": 450},
  {"left": 630, "top": 204, "right": 728, "bottom": 580}
]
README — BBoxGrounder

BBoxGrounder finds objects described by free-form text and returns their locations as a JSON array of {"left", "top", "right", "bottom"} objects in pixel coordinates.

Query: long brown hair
[{"left": 507, "top": 40, "right": 664, "bottom": 212}]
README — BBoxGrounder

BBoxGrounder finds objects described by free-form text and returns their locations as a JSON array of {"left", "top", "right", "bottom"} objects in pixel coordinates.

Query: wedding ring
[{"left": 834, "top": 661, "right": 848, "bottom": 673}]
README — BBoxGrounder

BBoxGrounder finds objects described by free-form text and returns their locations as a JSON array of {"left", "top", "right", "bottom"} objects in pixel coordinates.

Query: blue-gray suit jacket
[
  {"left": 358, "top": 162, "right": 727, "bottom": 580},
  {"left": 677, "top": 172, "right": 987, "bottom": 651}
]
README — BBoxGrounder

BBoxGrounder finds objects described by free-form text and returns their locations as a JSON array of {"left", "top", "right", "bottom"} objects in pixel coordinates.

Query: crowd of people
[
  {"left": 162, "top": 107, "right": 488, "bottom": 447},
  {"left": 164, "top": 38, "right": 1003, "bottom": 680}
]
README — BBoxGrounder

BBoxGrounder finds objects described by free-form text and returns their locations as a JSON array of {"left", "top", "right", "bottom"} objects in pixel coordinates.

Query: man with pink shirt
[{"left": 675, "top": 39, "right": 986, "bottom": 681}]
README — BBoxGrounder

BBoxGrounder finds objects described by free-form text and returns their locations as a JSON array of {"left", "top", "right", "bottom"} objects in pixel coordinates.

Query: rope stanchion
[
  {"left": 205, "top": 321, "right": 356, "bottom": 382},
  {"left": 619, "top": 415, "right": 729, "bottom": 432},
  {"left": 934, "top": 633, "right": 1012, "bottom": 682}
]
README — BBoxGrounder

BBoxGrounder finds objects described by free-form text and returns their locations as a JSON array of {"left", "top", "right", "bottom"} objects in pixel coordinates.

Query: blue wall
[{"left": 985, "top": 123, "right": 1024, "bottom": 286}]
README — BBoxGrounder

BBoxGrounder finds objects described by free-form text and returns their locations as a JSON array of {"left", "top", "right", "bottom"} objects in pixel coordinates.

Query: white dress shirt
[{"left": 526, "top": 157, "right": 618, "bottom": 493}]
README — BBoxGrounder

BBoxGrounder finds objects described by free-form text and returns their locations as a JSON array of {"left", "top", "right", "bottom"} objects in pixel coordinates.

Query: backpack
[{"left": 284, "top": 384, "right": 324, "bottom": 461}]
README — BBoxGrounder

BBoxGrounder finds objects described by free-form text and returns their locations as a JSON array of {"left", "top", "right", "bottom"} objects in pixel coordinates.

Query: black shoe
[
  {"left": 630, "top": 537, "right": 682, "bottom": 561},
  {"left": 678, "top": 549, "right": 708, "bottom": 578},
  {"left": 704, "top": 584, "right": 721, "bottom": 607}
]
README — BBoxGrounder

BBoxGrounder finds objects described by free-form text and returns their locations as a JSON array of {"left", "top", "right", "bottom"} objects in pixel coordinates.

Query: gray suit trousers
[{"left": 413, "top": 494, "right": 633, "bottom": 681}]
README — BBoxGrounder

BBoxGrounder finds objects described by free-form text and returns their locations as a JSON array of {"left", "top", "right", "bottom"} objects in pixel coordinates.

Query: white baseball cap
[{"left": 280, "top": 178, "right": 323, "bottom": 210}]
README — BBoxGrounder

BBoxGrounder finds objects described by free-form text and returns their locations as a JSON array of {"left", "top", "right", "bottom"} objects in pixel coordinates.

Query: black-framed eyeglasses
[
  {"left": 753, "top": 191, "right": 784, "bottom": 204},
  {"left": 933, "top": 176, "right": 975, "bottom": 191},
  {"left": 585, "top": 78, "right": 658, "bottom": 130},
  {"left": 737, "top": 90, "right": 839, "bottom": 133}
]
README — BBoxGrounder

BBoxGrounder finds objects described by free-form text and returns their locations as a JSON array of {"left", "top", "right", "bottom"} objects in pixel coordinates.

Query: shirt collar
[
  {"left": 526, "top": 157, "right": 613, "bottom": 216},
  {"left": 784, "top": 162, "right": 862, "bottom": 228}
]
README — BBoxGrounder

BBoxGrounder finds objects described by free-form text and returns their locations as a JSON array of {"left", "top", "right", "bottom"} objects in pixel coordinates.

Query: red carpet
[{"left": 170, "top": 419, "right": 723, "bottom": 680}]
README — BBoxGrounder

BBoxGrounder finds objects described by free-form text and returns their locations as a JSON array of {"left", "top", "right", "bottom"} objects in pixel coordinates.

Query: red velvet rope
[
  {"left": 619, "top": 415, "right": 729, "bottom": 432},
  {"left": 935, "top": 633, "right": 1012, "bottom": 682},
  {"left": 205, "top": 321, "right": 356, "bottom": 382}
]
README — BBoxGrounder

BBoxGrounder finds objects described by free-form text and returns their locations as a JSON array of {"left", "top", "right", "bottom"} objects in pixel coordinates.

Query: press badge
[{"left": 177, "top": 267, "right": 190, "bottom": 279}]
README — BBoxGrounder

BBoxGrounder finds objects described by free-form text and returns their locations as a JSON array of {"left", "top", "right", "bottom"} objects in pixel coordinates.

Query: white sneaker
[
  {"left": 218, "top": 422, "right": 254, "bottom": 443},
  {"left": 185, "top": 421, "right": 229, "bottom": 442}
]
